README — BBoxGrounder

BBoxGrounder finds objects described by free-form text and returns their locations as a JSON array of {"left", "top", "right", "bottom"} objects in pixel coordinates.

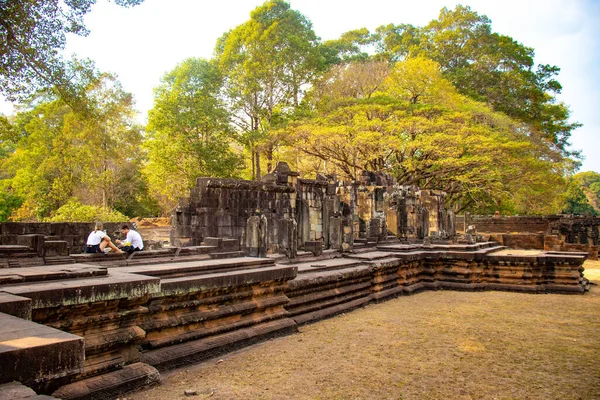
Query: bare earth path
[{"left": 130, "top": 261, "right": 600, "bottom": 400}]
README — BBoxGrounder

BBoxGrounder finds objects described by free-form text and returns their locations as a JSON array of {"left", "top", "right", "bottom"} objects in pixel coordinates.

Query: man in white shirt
[
  {"left": 86, "top": 222, "right": 123, "bottom": 253},
  {"left": 117, "top": 224, "right": 144, "bottom": 253}
]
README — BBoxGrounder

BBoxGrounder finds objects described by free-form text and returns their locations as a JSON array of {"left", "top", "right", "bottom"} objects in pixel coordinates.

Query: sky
[{"left": 2, "top": 0, "right": 599, "bottom": 171}]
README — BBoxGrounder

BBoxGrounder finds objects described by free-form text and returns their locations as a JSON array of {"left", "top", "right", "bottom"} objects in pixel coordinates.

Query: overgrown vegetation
[{"left": 0, "top": 0, "right": 596, "bottom": 220}]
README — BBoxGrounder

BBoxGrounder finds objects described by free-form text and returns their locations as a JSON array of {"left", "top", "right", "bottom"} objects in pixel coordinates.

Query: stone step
[
  {"left": 0, "top": 381, "right": 58, "bottom": 400},
  {"left": 116, "top": 257, "right": 276, "bottom": 278},
  {"left": 0, "top": 264, "right": 107, "bottom": 285},
  {"left": 43, "top": 256, "right": 76, "bottom": 266},
  {"left": 209, "top": 251, "right": 245, "bottom": 259},
  {"left": 0, "top": 271, "right": 160, "bottom": 308},
  {"left": 0, "top": 292, "right": 31, "bottom": 319},
  {"left": 52, "top": 362, "right": 160, "bottom": 400},
  {"left": 0, "top": 312, "right": 84, "bottom": 387},
  {"left": 141, "top": 318, "right": 297, "bottom": 371}
]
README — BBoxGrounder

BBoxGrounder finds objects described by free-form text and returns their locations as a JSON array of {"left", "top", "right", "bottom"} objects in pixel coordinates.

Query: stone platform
[{"left": 0, "top": 243, "right": 590, "bottom": 399}]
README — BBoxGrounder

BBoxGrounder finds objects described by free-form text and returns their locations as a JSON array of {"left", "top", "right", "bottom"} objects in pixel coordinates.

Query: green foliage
[
  {"left": 144, "top": 58, "right": 243, "bottom": 213},
  {"left": 320, "top": 28, "right": 374, "bottom": 65},
  {"left": 566, "top": 171, "right": 600, "bottom": 214},
  {"left": 562, "top": 180, "right": 598, "bottom": 216},
  {"left": 1, "top": 62, "right": 148, "bottom": 221},
  {"left": 216, "top": 0, "right": 322, "bottom": 177},
  {"left": 0, "top": 180, "right": 22, "bottom": 222},
  {"left": 0, "top": 0, "right": 143, "bottom": 104},
  {"left": 288, "top": 58, "right": 569, "bottom": 214},
  {"left": 325, "top": 5, "right": 580, "bottom": 159},
  {"left": 418, "top": 6, "right": 580, "bottom": 157},
  {"left": 47, "top": 199, "right": 129, "bottom": 222}
]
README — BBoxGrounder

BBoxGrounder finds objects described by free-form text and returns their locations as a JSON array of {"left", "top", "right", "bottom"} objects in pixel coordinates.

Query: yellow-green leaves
[
  {"left": 144, "top": 58, "right": 242, "bottom": 213},
  {"left": 384, "top": 57, "right": 455, "bottom": 105},
  {"left": 287, "top": 57, "right": 570, "bottom": 213}
]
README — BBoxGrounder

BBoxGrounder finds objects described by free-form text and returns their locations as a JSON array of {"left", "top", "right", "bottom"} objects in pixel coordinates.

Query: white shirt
[
  {"left": 125, "top": 230, "right": 144, "bottom": 250},
  {"left": 87, "top": 230, "right": 107, "bottom": 245}
]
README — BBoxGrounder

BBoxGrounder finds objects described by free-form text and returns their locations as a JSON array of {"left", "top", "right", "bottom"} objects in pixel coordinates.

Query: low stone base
[{"left": 52, "top": 363, "right": 160, "bottom": 400}]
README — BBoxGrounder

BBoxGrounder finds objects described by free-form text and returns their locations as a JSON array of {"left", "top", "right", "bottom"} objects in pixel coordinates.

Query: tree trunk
[
  {"left": 251, "top": 147, "right": 256, "bottom": 180},
  {"left": 255, "top": 151, "right": 261, "bottom": 180},
  {"left": 266, "top": 145, "right": 273, "bottom": 173}
]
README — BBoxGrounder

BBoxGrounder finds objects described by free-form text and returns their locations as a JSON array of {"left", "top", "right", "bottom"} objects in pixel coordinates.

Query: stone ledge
[
  {"left": 0, "top": 312, "right": 84, "bottom": 386},
  {"left": 115, "top": 257, "right": 275, "bottom": 277},
  {"left": 0, "top": 292, "right": 32, "bottom": 319},
  {"left": 159, "top": 265, "right": 298, "bottom": 296},
  {"left": 1, "top": 272, "right": 160, "bottom": 308},
  {"left": 52, "top": 362, "right": 160, "bottom": 400},
  {"left": 141, "top": 318, "right": 297, "bottom": 371},
  {"left": 0, "top": 264, "right": 107, "bottom": 285}
]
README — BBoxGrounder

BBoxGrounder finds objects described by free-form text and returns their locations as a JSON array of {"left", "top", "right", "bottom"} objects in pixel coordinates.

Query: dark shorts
[
  {"left": 122, "top": 246, "right": 143, "bottom": 254},
  {"left": 86, "top": 244, "right": 102, "bottom": 253}
]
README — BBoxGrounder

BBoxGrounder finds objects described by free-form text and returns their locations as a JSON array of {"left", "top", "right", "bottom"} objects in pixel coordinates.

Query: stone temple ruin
[
  {"left": 0, "top": 163, "right": 594, "bottom": 399},
  {"left": 171, "top": 163, "right": 455, "bottom": 255}
]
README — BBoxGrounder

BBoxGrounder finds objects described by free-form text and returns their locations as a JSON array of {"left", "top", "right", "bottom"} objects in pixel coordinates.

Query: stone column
[
  {"left": 245, "top": 213, "right": 268, "bottom": 257},
  {"left": 448, "top": 211, "right": 456, "bottom": 238},
  {"left": 258, "top": 213, "right": 268, "bottom": 257},
  {"left": 278, "top": 217, "right": 297, "bottom": 259},
  {"left": 369, "top": 218, "right": 382, "bottom": 242},
  {"left": 245, "top": 215, "right": 260, "bottom": 257},
  {"left": 329, "top": 214, "right": 343, "bottom": 251}
]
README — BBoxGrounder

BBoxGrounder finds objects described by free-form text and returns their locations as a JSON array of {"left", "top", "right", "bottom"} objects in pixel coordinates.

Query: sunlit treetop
[{"left": 0, "top": 0, "right": 144, "bottom": 103}]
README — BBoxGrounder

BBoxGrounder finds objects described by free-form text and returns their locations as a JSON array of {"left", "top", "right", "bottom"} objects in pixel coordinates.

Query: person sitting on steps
[
  {"left": 86, "top": 222, "right": 124, "bottom": 254},
  {"left": 116, "top": 224, "right": 144, "bottom": 254}
]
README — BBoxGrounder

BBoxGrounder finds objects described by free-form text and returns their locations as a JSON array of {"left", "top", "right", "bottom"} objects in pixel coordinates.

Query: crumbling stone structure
[
  {"left": 460, "top": 215, "right": 600, "bottom": 260},
  {"left": 172, "top": 163, "right": 456, "bottom": 256},
  {"left": 0, "top": 165, "right": 594, "bottom": 399},
  {"left": 0, "top": 242, "right": 590, "bottom": 399}
]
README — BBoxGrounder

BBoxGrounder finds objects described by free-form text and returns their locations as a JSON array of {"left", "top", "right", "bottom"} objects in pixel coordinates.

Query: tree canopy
[
  {"left": 215, "top": 0, "right": 322, "bottom": 179},
  {"left": 0, "top": 61, "right": 155, "bottom": 221},
  {"left": 144, "top": 58, "right": 242, "bottom": 212},
  {"left": 0, "top": 0, "right": 144, "bottom": 104},
  {"left": 0, "top": 1, "right": 592, "bottom": 219},
  {"left": 287, "top": 58, "right": 568, "bottom": 213}
]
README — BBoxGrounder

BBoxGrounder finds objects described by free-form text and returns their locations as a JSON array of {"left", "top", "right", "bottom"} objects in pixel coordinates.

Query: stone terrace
[{"left": 0, "top": 242, "right": 590, "bottom": 399}]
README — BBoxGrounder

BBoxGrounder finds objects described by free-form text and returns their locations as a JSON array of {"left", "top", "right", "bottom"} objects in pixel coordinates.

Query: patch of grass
[{"left": 132, "top": 260, "right": 600, "bottom": 400}]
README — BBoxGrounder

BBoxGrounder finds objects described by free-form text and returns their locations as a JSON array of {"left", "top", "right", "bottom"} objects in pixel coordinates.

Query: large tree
[
  {"left": 288, "top": 58, "right": 568, "bottom": 213},
  {"left": 0, "top": 0, "right": 143, "bottom": 104},
  {"left": 215, "top": 0, "right": 322, "bottom": 179},
  {"left": 0, "top": 62, "right": 149, "bottom": 221},
  {"left": 328, "top": 5, "right": 579, "bottom": 159},
  {"left": 144, "top": 58, "right": 242, "bottom": 213}
]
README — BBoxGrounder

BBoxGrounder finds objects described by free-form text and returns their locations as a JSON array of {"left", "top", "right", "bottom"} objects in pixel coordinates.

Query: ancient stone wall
[
  {"left": 0, "top": 222, "right": 130, "bottom": 256},
  {"left": 458, "top": 215, "right": 600, "bottom": 260},
  {"left": 0, "top": 243, "right": 589, "bottom": 398},
  {"left": 172, "top": 163, "right": 456, "bottom": 255}
]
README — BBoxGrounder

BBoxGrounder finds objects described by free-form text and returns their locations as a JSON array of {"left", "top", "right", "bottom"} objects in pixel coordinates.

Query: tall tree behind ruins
[
  {"left": 144, "top": 58, "right": 243, "bottom": 212},
  {"left": 0, "top": 1, "right": 594, "bottom": 218},
  {"left": 215, "top": 0, "right": 323, "bottom": 180}
]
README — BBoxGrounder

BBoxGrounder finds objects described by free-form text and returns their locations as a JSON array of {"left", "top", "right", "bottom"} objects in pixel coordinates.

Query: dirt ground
[{"left": 129, "top": 260, "right": 600, "bottom": 400}]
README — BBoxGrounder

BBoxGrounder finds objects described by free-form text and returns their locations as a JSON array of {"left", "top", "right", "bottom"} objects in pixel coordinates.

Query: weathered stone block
[
  {"left": 53, "top": 362, "right": 160, "bottom": 400},
  {"left": 17, "top": 234, "right": 45, "bottom": 256},
  {"left": 0, "top": 293, "right": 31, "bottom": 320},
  {"left": 0, "top": 312, "right": 84, "bottom": 386},
  {"left": 304, "top": 240, "right": 323, "bottom": 256},
  {"left": 43, "top": 240, "right": 69, "bottom": 257}
]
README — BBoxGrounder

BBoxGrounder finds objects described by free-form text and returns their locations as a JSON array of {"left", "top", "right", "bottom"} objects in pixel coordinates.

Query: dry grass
[{"left": 131, "top": 260, "right": 600, "bottom": 400}]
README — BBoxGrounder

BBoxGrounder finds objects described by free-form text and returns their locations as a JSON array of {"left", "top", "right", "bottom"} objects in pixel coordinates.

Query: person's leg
[{"left": 102, "top": 238, "right": 124, "bottom": 253}]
